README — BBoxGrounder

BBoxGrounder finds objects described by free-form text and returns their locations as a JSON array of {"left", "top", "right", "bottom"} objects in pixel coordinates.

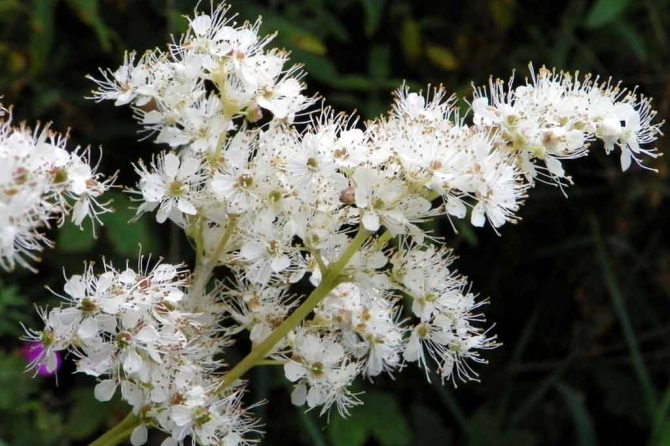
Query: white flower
[
  {"left": 238, "top": 211, "right": 299, "bottom": 284},
  {"left": 353, "top": 167, "right": 431, "bottom": 235},
  {"left": 284, "top": 329, "right": 362, "bottom": 415},
  {"left": 209, "top": 132, "right": 264, "bottom": 214},
  {"left": 135, "top": 151, "right": 202, "bottom": 224},
  {"left": 0, "top": 111, "right": 112, "bottom": 271}
]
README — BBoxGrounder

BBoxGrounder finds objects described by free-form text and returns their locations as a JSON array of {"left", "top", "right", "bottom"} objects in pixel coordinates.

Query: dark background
[{"left": 1, "top": 0, "right": 669, "bottom": 445}]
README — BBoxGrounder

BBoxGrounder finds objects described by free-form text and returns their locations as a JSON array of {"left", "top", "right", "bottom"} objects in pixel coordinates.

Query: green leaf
[
  {"left": 65, "top": 0, "right": 112, "bottom": 50},
  {"left": 556, "top": 383, "right": 599, "bottom": 446},
  {"left": 0, "top": 351, "right": 37, "bottom": 410},
  {"left": 250, "top": 13, "right": 328, "bottom": 55},
  {"left": 488, "top": 0, "right": 514, "bottom": 29},
  {"left": 28, "top": 0, "right": 58, "bottom": 76},
  {"left": 297, "top": 410, "right": 329, "bottom": 446},
  {"left": 410, "top": 404, "right": 452, "bottom": 445},
  {"left": 400, "top": 18, "right": 422, "bottom": 64},
  {"left": 425, "top": 44, "right": 458, "bottom": 71},
  {"left": 102, "top": 192, "right": 157, "bottom": 257},
  {"left": 584, "top": 0, "right": 630, "bottom": 28},
  {"left": 613, "top": 21, "right": 648, "bottom": 61},
  {"left": 329, "top": 411, "right": 367, "bottom": 446},
  {"left": 364, "top": 392, "right": 412, "bottom": 446},
  {"left": 0, "top": 283, "right": 28, "bottom": 337},
  {"left": 369, "top": 44, "right": 390, "bottom": 80},
  {"left": 652, "top": 384, "right": 670, "bottom": 445},
  {"left": 454, "top": 219, "right": 478, "bottom": 247},
  {"left": 57, "top": 220, "right": 97, "bottom": 253},
  {"left": 328, "top": 392, "right": 412, "bottom": 446},
  {"left": 0, "top": 0, "right": 20, "bottom": 16},
  {"left": 166, "top": 9, "right": 189, "bottom": 35},
  {"left": 292, "top": 51, "right": 339, "bottom": 84},
  {"left": 66, "top": 388, "right": 112, "bottom": 440},
  {"left": 361, "top": 0, "right": 385, "bottom": 36},
  {"left": 592, "top": 217, "right": 658, "bottom": 418},
  {"left": 289, "top": 33, "right": 327, "bottom": 56},
  {"left": 469, "top": 408, "right": 536, "bottom": 446}
]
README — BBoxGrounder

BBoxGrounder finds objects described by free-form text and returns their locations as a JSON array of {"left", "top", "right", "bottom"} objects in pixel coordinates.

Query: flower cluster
[
  {"left": 0, "top": 105, "right": 112, "bottom": 271},
  {"left": 88, "top": 3, "right": 312, "bottom": 155},
  {"left": 26, "top": 260, "right": 256, "bottom": 446},
  {"left": 27, "top": 2, "right": 662, "bottom": 445},
  {"left": 472, "top": 66, "right": 663, "bottom": 182}
]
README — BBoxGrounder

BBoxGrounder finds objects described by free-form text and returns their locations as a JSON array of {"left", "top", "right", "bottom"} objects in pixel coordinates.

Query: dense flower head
[
  {"left": 0, "top": 104, "right": 112, "bottom": 272},
  {"left": 472, "top": 65, "right": 663, "bottom": 181},
  {"left": 23, "top": 1, "right": 662, "bottom": 445},
  {"left": 88, "top": 3, "right": 313, "bottom": 155},
  {"left": 26, "top": 258, "right": 258, "bottom": 446}
]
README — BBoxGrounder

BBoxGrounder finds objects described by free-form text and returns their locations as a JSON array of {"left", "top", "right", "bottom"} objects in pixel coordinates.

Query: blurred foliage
[{"left": 1, "top": 0, "right": 670, "bottom": 445}]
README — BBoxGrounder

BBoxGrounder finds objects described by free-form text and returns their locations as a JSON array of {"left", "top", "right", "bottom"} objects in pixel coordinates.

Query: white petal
[
  {"left": 191, "top": 15, "right": 212, "bottom": 36},
  {"left": 270, "top": 254, "right": 291, "bottom": 272},
  {"left": 45, "top": 352, "right": 58, "bottom": 373},
  {"left": 156, "top": 200, "right": 172, "bottom": 223},
  {"left": 161, "top": 438, "right": 178, "bottom": 446},
  {"left": 123, "top": 349, "right": 143, "bottom": 374},
  {"left": 163, "top": 153, "right": 180, "bottom": 179},
  {"left": 152, "top": 264, "right": 177, "bottom": 281},
  {"left": 362, "top": 212, "right": 380, "bottom": 232},
  {"left": 171, "top": 405, "right": 192, "bottom": 426},
  {"left": 620, "top": 148, "right": 632, "bottom": 171},
  {"left": 77, "top": 317, "right": 98, "bottom": 340},
  {"left": 94, "top": 379, "right": 118, "bottom": 402},
  {"left": 284, "top": 361, "right": 306, "bottom": 382},
  {"left": 306, "top": 386, "right": 325, "bottom": 408},
  {"left": 290, "top": 384, "right": 307, "bottom": 406},
  {"left": 178, "top": 157, "right": 200, "bottom": 179},
  {"left": 136, "top": 325, "right": 159, "bottom": 343},
  {"left": 130, "top": 425, "right": 148, "bottom": 446},
  {"left": 545, "top": 157, "right": 565, "bottom": 178},
  {"left": 470, "top": 202, "right": 486, "bottom": 227},
  {"left": 404, "top": 336, "right": 421, "bottom": 362},
  {"left": 177, "top": 199, "right": 197, "bottom": 215},
  {"left": 446, "top": 196, "right": 467, "bottom": 218}
]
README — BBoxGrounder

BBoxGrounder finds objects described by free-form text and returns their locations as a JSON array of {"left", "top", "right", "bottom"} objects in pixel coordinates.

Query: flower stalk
[
  {"left": 217, "top": 226, "right": 371, "bottom": 391},
  {"left": 88, "top": 413, "right": 138, "bottom": 446}
]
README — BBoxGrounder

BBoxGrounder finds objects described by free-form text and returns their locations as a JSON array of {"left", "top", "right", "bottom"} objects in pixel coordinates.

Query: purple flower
[{"left": 21, "top": 341, "right": 61, "bottom": 377}]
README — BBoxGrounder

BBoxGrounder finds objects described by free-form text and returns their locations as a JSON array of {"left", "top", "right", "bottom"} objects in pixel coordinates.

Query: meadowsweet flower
[
  {"left": 0, "top": 106, "right": 112, "bottom": 271},
  {"left": 71, "top": 2, "right": 663, "bottom": 444},
  {"left": 27, "top": 257, "right": 257, "bottom": 445},
  {"left": 284, "top": 329, "right": 362, "bottom": 415},
  {"left": 472, "top": 64, "right": 662, "bottom": 183},
  {"left": 134, "top": 151, "right": 203, "bottom": 225}
]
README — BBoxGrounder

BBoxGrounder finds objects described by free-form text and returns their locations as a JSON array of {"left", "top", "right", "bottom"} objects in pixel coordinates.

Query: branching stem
[{"left": 216, "top": 226, "right": 371, "bottom": 391}]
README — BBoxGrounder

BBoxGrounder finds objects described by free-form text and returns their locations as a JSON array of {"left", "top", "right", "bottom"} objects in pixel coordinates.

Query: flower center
[
  {"left": 236, "top": 174, "right": 254, "bottom": 189},
  {"left": 168, "top": 180, "right": 186, "bottom": 197},
  {"left": 306, "top": 157, "right": 319, "bottom": 171}
]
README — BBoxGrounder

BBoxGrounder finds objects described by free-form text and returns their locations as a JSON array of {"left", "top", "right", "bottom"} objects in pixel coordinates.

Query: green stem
[
  {"left": 102, "top": 426, "right": 136, "bottom": 446},
  {"left": 312, "top": 250, "right": 327, "bottom": 274},
  {"left": 88, "top": 413, "right": 138, "bottom": 446},
  {"left": 217, "top": 226, "right": 370, "bottom": 390},
  {"left": 255, "top": 359, "right": 286, "bottom": 367},
  {"left": 591, "top": 217, "right": 658, "bottom": 418},
  {"left": 373, "top": 229, "right": 393, "bottom": 251},
  {"left": 191, "top": 216, "right": 238, "bottom": 302}
]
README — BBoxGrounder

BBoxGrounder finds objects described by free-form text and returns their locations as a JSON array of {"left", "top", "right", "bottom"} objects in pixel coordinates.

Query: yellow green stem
[
  {"left": 255, "top": 359, "right": 286, "bottom": 367},
  {"left": 217, "top": 226, "right": 371, "bottom": 391},
  {"left": 191, "top": 216, "right": 238, "bottom": 302},
  {"left": 88, "top": 413, "right": 138, "bottom": 446}
]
